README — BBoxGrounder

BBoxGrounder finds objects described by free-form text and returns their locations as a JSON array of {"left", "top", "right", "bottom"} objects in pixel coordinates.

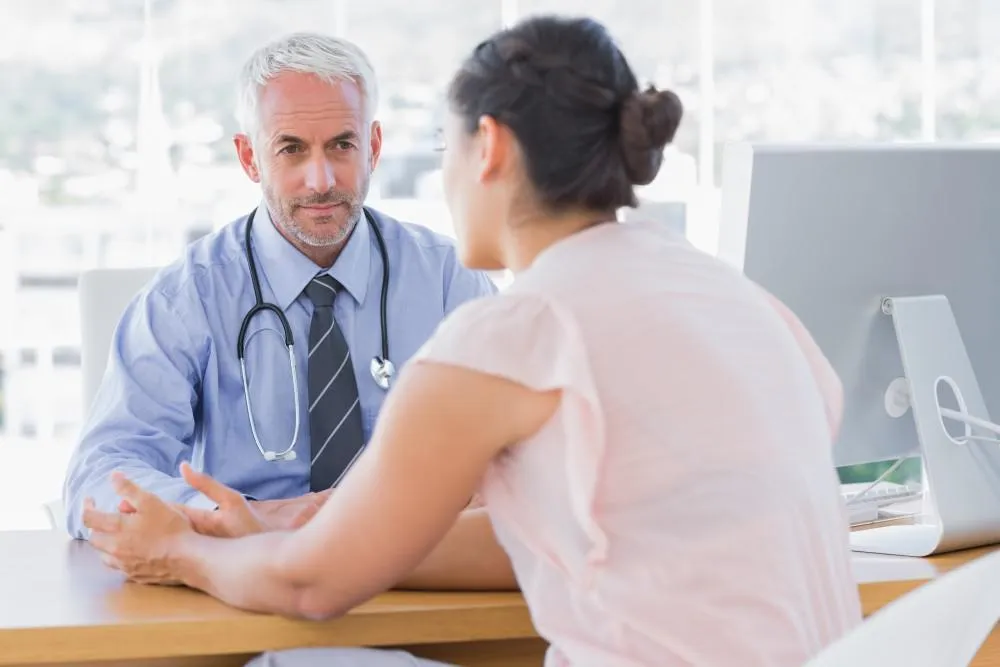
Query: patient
[{"left": 82, "top": 14, "right": 862, "bottom": 666}]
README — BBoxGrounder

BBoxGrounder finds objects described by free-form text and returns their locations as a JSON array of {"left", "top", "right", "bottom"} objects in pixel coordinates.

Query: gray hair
[{"left": 236, "top": 32, "right": 379, "bottom": 140}]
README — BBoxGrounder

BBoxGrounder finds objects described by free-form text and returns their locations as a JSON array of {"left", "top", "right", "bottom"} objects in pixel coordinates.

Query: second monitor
[{"left": 718, "top": 143, "right": 1000, "bottom": 555}]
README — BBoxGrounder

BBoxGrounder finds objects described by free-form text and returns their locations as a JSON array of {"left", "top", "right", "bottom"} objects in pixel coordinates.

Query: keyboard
[{"left": 841, "top": 483, "right": 924, "bottom": 525}]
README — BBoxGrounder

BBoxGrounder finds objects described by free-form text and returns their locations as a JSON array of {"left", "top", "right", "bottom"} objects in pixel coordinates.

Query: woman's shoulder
[
  {"left": 410, "top": 286, "right": 592, "bottom": 388},
  {"left": 431, "top": 288, "right": 566, "bottom": 341}
]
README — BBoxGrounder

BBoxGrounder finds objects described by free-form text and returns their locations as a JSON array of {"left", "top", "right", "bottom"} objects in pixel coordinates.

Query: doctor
[{"left": 62, "top": 32, "right": 496, "bottom": 538}]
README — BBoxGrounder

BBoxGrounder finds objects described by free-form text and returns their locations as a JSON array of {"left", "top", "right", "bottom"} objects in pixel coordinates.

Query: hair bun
[{"left": 619, "top": 86, "right": 683, "bottom": 186}]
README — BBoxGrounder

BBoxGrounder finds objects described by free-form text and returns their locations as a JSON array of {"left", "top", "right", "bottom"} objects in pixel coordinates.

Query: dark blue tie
[{"left": 303, "top": 274, "right": 365, "bottom": 490}]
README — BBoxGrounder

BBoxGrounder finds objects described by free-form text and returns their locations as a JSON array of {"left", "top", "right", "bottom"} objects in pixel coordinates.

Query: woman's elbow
[
  {"left": 270, "top": 546, "right": 349, "bottom": 621},
  {"left": 292, "top": 585, "right": 350, "bottom": 622}
]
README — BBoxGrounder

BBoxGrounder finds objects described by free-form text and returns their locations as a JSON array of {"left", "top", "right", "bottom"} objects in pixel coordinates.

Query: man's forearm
[{"left": 395, "top": 508, "right": 518, "bottom": 591}]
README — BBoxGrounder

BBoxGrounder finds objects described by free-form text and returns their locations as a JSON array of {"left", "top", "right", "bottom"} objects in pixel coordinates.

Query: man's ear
[
  {"left": 234, "top": 133, "right": 260, "bottom": 183},
  {"left": 368, "top": 120, "right": 383, "bottom": 172}
]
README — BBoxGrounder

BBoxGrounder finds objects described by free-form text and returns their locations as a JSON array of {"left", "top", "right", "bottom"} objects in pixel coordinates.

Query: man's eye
[{"left": 279, "top": 145, "right": 301, "bottom": 154}]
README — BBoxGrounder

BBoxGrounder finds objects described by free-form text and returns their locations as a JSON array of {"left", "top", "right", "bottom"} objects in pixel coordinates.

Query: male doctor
[{"left": 62, "top": 32, "right": 496, "bottom": 538}]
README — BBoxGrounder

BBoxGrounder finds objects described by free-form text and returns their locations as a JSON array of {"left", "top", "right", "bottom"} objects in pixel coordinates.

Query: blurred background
[{"left": 1, "top": 0, "right": 997, "bottom": 529}]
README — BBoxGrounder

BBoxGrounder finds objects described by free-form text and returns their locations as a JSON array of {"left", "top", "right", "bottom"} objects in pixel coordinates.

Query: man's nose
[{"left": 304, "top": 158, "right": 335, "bottom": 192}]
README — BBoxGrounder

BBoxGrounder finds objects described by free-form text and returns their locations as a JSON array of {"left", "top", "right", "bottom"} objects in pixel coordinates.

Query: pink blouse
[{"left": 412, "top": 221, "right": 861, "bottom": 666}]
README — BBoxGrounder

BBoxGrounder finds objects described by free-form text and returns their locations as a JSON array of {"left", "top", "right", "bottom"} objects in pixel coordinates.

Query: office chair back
[
  {"left": 79, "top": 267, "right": 159, "bottom": 411},
  {"left": 46, "top": 267, "right": 159, "bottom": 533},
  {"left": 806, "top": 549, "right": 1000, "bottom": 666}
]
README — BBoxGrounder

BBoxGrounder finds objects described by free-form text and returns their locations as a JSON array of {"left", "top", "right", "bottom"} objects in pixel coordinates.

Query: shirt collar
[{"left": 250, "top": 201, "right": 372, "bottom": 310}]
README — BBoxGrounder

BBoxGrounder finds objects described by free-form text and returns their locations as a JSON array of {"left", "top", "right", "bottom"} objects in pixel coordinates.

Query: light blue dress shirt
[{"left": 63, "top": 204, "right": 497, "bottom": 537}]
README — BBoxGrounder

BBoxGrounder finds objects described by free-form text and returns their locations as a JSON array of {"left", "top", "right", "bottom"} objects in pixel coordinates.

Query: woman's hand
[
  {"left": 82, "top": 472, "right": 196, "bottom": 585},
  {"left": 115, "top": 464, "right": 328, "bottom": 540}
]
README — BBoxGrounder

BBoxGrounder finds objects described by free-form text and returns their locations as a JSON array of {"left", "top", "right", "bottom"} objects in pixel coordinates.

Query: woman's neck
[{"left": 502, "top": 210, "right": 615, "bottom": 273}]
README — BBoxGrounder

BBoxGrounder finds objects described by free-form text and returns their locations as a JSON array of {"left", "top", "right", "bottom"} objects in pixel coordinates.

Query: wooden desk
[
  {"left": 2, "top": 530, "right": 998, "bottom": 666},
  {"left": 854, "top": 544, "right": 1000, "bottom": 666},
  {"left": 0, "top": 531, "right": 546, "bottom": 667}
]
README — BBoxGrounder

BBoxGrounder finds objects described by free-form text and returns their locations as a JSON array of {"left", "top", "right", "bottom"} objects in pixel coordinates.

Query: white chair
[
  {"left": 43, "top": 499, "right": 65, "bottom": 531},
  {"left": 45, "top": 267, "right": 159, "bottom": 533},
  {"left": 806, "top": 549, "right": 1000, "bottom": 667},
  {"left": 79, "top": 267, "right": 160, "bottom": 411}
]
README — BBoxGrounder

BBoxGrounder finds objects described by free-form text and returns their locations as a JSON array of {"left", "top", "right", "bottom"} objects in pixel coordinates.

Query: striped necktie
[{"left": 303, "top": 274, "right": 366, "bottom": 490}]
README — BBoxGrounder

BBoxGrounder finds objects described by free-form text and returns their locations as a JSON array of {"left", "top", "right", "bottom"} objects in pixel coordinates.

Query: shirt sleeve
[
  {"left": 63, "top": 285, "right": 216, "bottom": 539},
  {"left": 410, "top": 291, "right": 610, "bottom": 584}
]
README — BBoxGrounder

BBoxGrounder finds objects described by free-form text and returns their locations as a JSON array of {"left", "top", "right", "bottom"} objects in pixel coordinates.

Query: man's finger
[
  {"left": 180, "top": 462, "right": 240, "bottom": 507},
  {"left": 82, "top": 506, "right": 123, "bottom": 534},
  {"left": 119, "top": 499, "right": 138, "bottom": 514},
  {"left": 89, "top": 529, "right": 121, "bottom": 557},
  {"left": 110, "top": 472, "right": 154, "bottom": 509},
  {"left": 100, "top": 552, "right": 124, "bottom": 571}
]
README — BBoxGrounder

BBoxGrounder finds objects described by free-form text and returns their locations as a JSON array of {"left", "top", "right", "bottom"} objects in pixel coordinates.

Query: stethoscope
[{"left": 238, "top": 206, "right": 394, "bottom": 462}]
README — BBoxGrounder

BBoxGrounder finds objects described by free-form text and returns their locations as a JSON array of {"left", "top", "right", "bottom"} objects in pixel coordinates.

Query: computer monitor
[
  {"left": 621, "top": 199, "right": 686, "bottom": 237},
  {"left": 717, "top": 143, "right": 1000, "bottom": 468},
  {"left": 718, "top": 143, "right": 1000, "bottom": 556}
]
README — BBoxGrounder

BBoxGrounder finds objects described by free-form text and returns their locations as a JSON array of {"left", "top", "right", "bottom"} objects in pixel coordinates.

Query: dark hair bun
[{"left": 619, "top": 86, "right": 683, "bottom": 186}]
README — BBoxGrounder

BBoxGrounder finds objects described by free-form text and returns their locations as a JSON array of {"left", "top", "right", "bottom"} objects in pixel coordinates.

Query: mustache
[{"left": 293, "top": 191, "right": 355, "bottom": 207}]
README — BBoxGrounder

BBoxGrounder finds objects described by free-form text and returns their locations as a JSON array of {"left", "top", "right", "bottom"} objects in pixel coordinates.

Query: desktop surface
[
  {"left": 2, "top": 529, "right": 999, "bottom": 666},
  {"left": 0, "top": 531, "right": 543, "bottom": 666}
]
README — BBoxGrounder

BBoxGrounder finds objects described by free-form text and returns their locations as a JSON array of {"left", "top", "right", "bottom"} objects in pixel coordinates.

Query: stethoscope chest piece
[{"left": 370, "top": 356, "right": 395, "bottom": 390}]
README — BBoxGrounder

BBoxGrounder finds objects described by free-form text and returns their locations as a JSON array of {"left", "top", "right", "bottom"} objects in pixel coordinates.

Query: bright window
[{"left": 0, "top": 0, "right": 992, "bottom": 529}]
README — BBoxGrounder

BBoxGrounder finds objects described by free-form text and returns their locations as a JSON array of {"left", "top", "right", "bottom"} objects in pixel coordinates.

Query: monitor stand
[{"left": 849, "top": 295, "right": 1000, "bottom": 557}]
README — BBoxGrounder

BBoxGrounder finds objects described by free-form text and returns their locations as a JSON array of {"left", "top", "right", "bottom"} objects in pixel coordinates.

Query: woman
[{"left": 83, "top": 15, "right": 862, "bottom": 666}]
